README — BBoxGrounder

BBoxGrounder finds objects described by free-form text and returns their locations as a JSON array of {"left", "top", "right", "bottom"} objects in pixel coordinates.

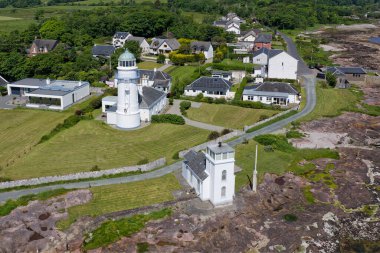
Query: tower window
[
  {"left": 221, "top": 186, "right": 226, "bottom": 197},
  {"left": 222, "top": 170, "right": 226, "bottom": 181}
]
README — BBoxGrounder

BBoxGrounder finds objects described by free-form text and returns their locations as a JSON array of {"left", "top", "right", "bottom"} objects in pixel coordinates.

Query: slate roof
[
  {"left": 185, "top": 77, "right": 233, "bottom": 92},
  {"left": 113, "top": 32, "right": 130, "bottom": 39},
  {"left": 140, "top": 86, "right": 166, "bottom": 109},
  {"left": 139, "top": 69, "right": 171, "bottom": 81},
  {"left": 240, "top": 29, "right": 260, "bottom": 37},
  {"left": 150, "top": 38, "right": 180, "bottom": 50},
  {"left": 190, "top": 41, "right": 212, "bottom": 51},
  {"left": 213, "top": 20, "right": 228, "bottom": 26},
  {"left": 0, "top": 75, "right": 8, "bottom": 86},
  {"left": 127, "top": 36, "right": 146, "bottom": 46},
  {"left": 11, "top": 78, "right": 48, "bottom": 87},
  {"left": 183, "top": 150, "right": 208, "bottom": 181},
  {"left": 252, "top": 48, "right": 283, "bottom": 59},
  {"left": 32, "top": 39, "right": 59, "bottom": 51},
  {"left": 92, "top": 45, "right": 115, "bottom": 57},
  {"left": 243, "top": 82, "right": 299, "bottom": 96},
  {"left": 254, "top": 34, "right": 272, "bottom": 43},
  {"left": 326, "top": 67, "right": 366, "bottom": 75}
]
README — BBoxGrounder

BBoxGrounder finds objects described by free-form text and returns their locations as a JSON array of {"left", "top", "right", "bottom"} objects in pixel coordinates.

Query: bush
[
  {"left": 283, "top": 214, "right": 298, "bottom": 222},
  {"left": 137, "top": 158, "right": 149, "bottom": 165},
  {"left": 169, "top": 97, "right": 173, "bottom": 105},
  {"left": 214, "top": 97, "right": 227, "bottom": 104},
  {"left": 172, "top": 151, "right": 179, "bottom": 160},
  {"left": 291, "top": 121, "right": 300, "bottom": 129},
  {"left": 221, "top": 128, "right": 232, "bottom": 135},
  {"left": 326, "top": 72, "right": 337, "bottom": 87},
  {"left": 208, "top": 131, "right": 220, "bottom": 140},
  {"left": 0, "top": 86, "right": 7, "bottom": 96},
  {"left": 259, "top": 114, "right": 269, "bottom": 121},
  {"left": 254, "top": 134, "right": 295, "bottom": 152},
  {"left": 195, "top": 93, "right": 203, "bottom": 102},
  {"left": 286, "top": 130, "right": 304, "bottom": 139},
  {"left": 151, "top": 114, "right": 185, "bottom": 125},
  {"left": 91, "top": 165, "right": 100, "bottom": 171},
  {"left": 179, "top": 101, "right": 191, "bottom": 110},
  {"left": 157, "top": 54, "right": 165, "bottom": 64}
]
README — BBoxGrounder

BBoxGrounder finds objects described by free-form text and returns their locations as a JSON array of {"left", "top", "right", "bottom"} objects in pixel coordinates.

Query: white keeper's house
[
  {"left": 242, "top": 82, "right": 300, "bottom": 106},
  {"left": 182, "top": 142, "right": 236, "bottom": 206},
  {"left": 7, "top": 78, "right": 90, "bottom": 110},
  {"left": 101, "top": 49, "right": 167, "bottom": 129}
]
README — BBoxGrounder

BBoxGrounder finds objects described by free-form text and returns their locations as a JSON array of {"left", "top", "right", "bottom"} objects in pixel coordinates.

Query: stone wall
[
  {"left": 243, "top": 107, "right": 297, "bottom": 132},
  {"left": 0, "top": 158, "right": 166, "bottom": 189},
  {"left": 179, "top": 131, "right": 242, "bottom": 158}
]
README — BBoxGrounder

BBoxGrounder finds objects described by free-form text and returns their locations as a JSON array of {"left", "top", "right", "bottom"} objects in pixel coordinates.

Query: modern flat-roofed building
[{"left": 7, "top": 78, "right": 90, "bottom": 110}]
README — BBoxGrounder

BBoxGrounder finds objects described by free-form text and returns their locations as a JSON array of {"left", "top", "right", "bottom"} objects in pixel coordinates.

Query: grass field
[
  {"left": 234, "top": 139, "right": 339, "bottom": 190},
  {"left": 165, "top": 65, "right": 199, "bottom": 87},
  {"left": 137, "top": 61, "right": 163, "bottom": 70},
  {"left": 3, "top": 120, "right": 209, "bottom": 179},
  {"left": 57, "top": 173, "right": 180, "bottom": 230},
  {"left": 0, "top": 109, "right": 69, "bottom": 174},
  {"left": 186, "top": 103, "right": 278, "bottom": 130},
  {"left": 300, "top": 85, "right": 358, "bottom": 122}
]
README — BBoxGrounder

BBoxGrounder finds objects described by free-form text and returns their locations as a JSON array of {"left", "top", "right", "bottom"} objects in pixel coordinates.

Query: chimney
[
  {"left": 78, "top": 80, "right": 82, "bottom": 86},
  {"left": 46, "top": 78, "right": 50, "bottom": 85}
]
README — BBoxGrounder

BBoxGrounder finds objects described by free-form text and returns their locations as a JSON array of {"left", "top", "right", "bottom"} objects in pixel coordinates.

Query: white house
[
  {"left": 190, "top": 41, "right": 213, "bottom": 60},
  {"left": 252, "top": 48, "right": 298, "bottom": 80},
  {"left": 7, "top": 78, "right": 90, "bottom": 110},
  {"left": 101, "top": 49, "right": 167, "bottom": 129},
  {"left": 112, "top": 32, "right": 133, "bottom": 48},
  {"left": 182, "top": 142, "right": 235, "bottom": 206},
  {"left": 184, "top": 77, "right": 234, "bottom": 99},
  {"left": 126, "top": 36, "right": 150, "bottom": 54},
  {"left": 238, "top": 29, "right": 260, "bottom": 42},
  {"left": 139, "top": 69, "right": 172, "bottom": 93},
  {"left": 225, "top": 20, "right": 241, "bottom": 35},
  {"left": 242, "top": 82, "right": 300, "bottom": 105},
  {"left": 149, "top": 38, "right": 180, "bottom": 55}
]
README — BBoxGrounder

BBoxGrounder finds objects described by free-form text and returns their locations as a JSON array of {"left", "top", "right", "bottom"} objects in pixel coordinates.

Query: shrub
[
  {"left": 157, "top": 54, "right": 165, "bottom": 64},
  {"left": 195, "top": 93, "right": 203, "bottom": 102},
  {"left": 208, "top": 131, "right": 220, "bottom": 140},
  {"left": 137, "top": 158, "right": 149, "bottom": 165},
  {"left": 0, "top": 86, "right": 7, "bottom": 96},
  {"left": 172, "top": 151, "right": 179, "bottom": 160},
  {"left": 254, "top": 134, "right": 295, "bottom": 152},
  {"left": 151, "top": 114, "right": 185, "bottom": 125},
  {"left": 179, "top": 101, "right": 191, "bottom": 110},
  {"left": 221, "top": 128, "right": 232, "bottom": 136},
  {"left": 201, "top": 97, "right": 214, "bottom": 104},
  {"left": 291, "top": 121, "right": 301, "bottom": 129},
  {"left": 214, "top": 97, "right": 227, "bottom": 104},
  {"left": 259, "top": 114, "right": 269, "bottom": 121},
  {"left": 264, "top": 145, "right": 274, "bottom": 152},
  {"left": 91, "top": 165, "right": 100, "bottom": 171},
  {"left": 169, "top": 97, "right": 173, "bottom": 105},
  {"left": 286, "top": 130, "right": 304, "bottom": 139},
  {"left": 283, "top": 214, "right": 298, "bottom": 222},
  {"left": 326, "top": 72, "right": 337, "bottom": 87},
  {"left": 75, "top": 109, "right": 84, "bottom": 116}
]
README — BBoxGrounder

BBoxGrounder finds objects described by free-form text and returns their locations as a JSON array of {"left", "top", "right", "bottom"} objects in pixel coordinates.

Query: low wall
[
  {"left": 243, "top": 107, "right": 297, "bottom": 132},
  {"left": 179, "top": 131, "right": 243, "bottom": 158},
  {"left": 0, "top": 158, "right": 166, "bottom": 189}
]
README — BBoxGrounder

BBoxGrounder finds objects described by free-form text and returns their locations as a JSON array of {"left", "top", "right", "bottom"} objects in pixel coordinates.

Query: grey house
[
  {"left": 325, "top": 67, "right": 367, "bottom": 88},
  {"left": 92, "top": 45, "right": 116, "bottom": 58},
  {"left": 139, "top": 69, "right": 172, "bottom": 93},
  {"left": 184, "top": 77, "right": 234, "bottom": 99}
]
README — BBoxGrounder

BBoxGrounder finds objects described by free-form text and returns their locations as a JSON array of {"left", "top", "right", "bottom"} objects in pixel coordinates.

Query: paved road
[
  {"left": 0, "top": 35, "right": 316, "bottom": 202},
  {"left": 157, "top": 63, "right": 172, "bottom": 72}
]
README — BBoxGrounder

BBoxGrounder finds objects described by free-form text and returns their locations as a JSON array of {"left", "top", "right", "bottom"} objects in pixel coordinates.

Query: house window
[
  {"left": 221, "top": 186, "right": 226, "bottom": 197},
  {"left": 247, "top": 95, "right": 254, "bottom": 101},
  {"left": 193, "top": 89, "right": 196, "bottom": 92},
  {"left": 282, "top": 62, "right": 284, "bottom": 66},
  {"left": 222, "top": 170, "right": 227, "bottom": 180},
  {"left": 259, "top": 96, "right": 263, "bottom": 101}
]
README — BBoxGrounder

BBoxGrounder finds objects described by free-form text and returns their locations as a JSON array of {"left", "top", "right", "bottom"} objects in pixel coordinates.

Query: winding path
[{"left": 0, "top": 35, "right": 316, "bottom": 203}]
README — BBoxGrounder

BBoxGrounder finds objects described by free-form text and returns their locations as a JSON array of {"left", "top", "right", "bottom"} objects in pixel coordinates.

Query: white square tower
[{"left": 205, "top": 142, "right": 235, "bottom": 206}]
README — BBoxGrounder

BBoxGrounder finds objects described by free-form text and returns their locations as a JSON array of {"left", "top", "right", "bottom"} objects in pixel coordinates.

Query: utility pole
[{"left": 252, "top": 144, "right": 258, "bottom": 192}]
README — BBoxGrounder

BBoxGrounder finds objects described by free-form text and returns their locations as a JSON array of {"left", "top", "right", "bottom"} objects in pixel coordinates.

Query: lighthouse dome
[{"left": 118, "top": 49, "right": 135, "bottom": 61}]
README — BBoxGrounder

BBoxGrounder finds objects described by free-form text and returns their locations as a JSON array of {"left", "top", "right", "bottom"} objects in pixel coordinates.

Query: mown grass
[
  {"left": 57, "top": 173, "right": 179, "bottom": 230},
  {"left": 3, "top": 121, "right": 209, "bottom": 179},
  {"left": 165, "top": 65, "right": 199, "bottom": 85},
  {"left": 84, "top": 208, "right": 171, "bottom": 250},
  {"left": 234, "top": 136, "right": 339, "bottom": 190},
  {"left": 0, "top": 188, "right": 71, "bottom": 216},
  {"left": 0, "top": 109, "right": 69, "bottom": 176},
  {"left": 186, "top": 103, "right": 278, "bottom": 130},
  {"left": 137, "top": 61, "right": 163, "bottom": 70}
]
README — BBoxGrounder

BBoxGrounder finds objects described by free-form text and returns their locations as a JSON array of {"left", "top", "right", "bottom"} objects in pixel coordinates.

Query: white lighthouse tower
[{"left": 114, "top": 49, "right": 141, "bottom": 129}]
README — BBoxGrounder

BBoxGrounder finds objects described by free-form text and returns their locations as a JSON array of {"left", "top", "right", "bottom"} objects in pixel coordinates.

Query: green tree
[
  {"left": 326, "top": 72, "right": 337, "bottom": 87},
  {"left": 39, "top": 19, "right": 67, "bottom": 40},
  {"left": 124, "top": 40, "right": 142, "bottom": 61}
]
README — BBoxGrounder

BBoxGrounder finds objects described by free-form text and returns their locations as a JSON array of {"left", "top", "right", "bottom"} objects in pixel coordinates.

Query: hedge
[{"left": 151, "top": 114, "right": 185, "bottom": 125}]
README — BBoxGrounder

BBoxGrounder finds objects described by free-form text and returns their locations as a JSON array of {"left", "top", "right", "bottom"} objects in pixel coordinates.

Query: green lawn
[
  {"left": 300, "top": 85, "right": 358, "bottom": 122},
  {"left": 165, "top": 65, "right": 199, "bottom": 89},
  {"left": 3, "top": 120, "right": 209, "bottom": 179},
  {"left": 187, "top": 103, "right": 278, "bottom": 130},
  {"left": 57, "top": 173, "right": 180, "bottom": 230},
  {"left": 234, "top": 139, "right": 339, "bottom": 190},
  {"left": 0, "top": 109, "right": 69, "bottom": 174},
  {"left": 137, "top": 61, "right": 163, "bottom": 70}
]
